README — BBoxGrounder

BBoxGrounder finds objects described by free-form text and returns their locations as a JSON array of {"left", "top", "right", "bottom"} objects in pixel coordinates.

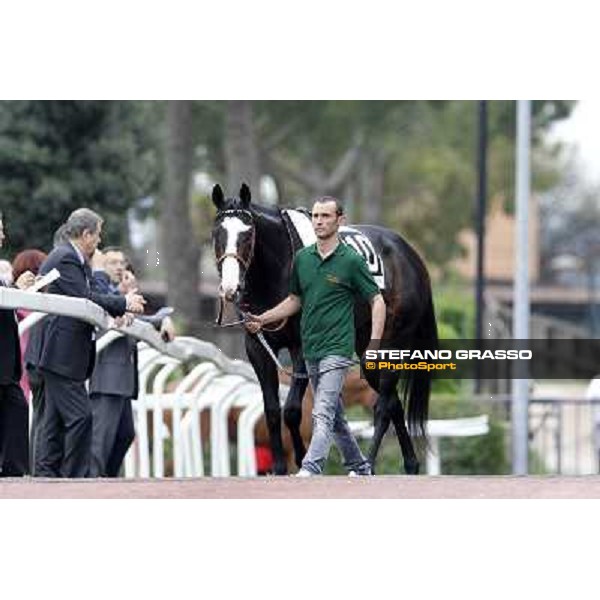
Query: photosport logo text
[
  {"left": 363, "top": 348, "right": 533, "bottom": 374},
  {"left": 358, "top": 338, "right": 600, "bottom": 380}
]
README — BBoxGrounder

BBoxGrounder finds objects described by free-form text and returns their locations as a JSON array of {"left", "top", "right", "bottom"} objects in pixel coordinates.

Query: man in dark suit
[
  {"left": 89, "top": 248, "right": 139, "bottom": 477},
  {"left": 36, "top": 208, "right": 145, "bottom": 478},
  {"left": 26, "top": 225, "right": 70, "bottom": 474},
  {"left": 0, "top": 212, "right": 35, "bottom": 476},
  {"left": 90, "top": 249, "right": 176, "bottom": 477}
]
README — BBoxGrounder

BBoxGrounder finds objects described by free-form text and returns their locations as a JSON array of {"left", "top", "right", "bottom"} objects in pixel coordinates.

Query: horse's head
[{"left": 212, "top": 182, "right": 256, "bottom": 303}]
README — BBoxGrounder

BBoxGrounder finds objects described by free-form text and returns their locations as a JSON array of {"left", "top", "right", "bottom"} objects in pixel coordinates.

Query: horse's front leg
[
  {"left": 245, "top": 334, "right": 288, "bottom": 475},
  {"left": 283, "top": 349, "right": 309, "bottom": 468}
]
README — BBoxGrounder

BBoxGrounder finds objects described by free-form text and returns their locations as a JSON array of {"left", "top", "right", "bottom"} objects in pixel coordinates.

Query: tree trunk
[
  {"left": 225, "top": 101, "right": 261, "bottom": 199},
  {"left": 359, "top": 147, "right": 386, "bottom": 224},
  {"left": 162, "top": 101, "right": 200, "bottom": 332}
]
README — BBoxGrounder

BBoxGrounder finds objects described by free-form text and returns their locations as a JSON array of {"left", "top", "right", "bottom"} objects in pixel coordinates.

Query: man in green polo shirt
[{"left": 245, "top": 196, "right": 386, "bottom": 476}]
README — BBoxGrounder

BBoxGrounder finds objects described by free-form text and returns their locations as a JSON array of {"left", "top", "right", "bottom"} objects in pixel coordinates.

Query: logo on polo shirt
[{"left": 325, "top": 274, "right": 340, "bottom": 285}]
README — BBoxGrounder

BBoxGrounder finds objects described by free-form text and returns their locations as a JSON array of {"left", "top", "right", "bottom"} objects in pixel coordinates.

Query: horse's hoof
[
  {"left": 273, "top": 462, "right": 288, "bottom": 476},
  {"left": 294, "top": 453, "right": 306, "bottom": 469},
  {"left": 404, "top": 460, "right": 419, "bottom": 475}
]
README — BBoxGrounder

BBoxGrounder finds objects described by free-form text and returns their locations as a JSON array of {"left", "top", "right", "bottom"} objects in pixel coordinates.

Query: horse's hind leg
[
  {"left": 367, "top": 395, "right": 392, "bottom": 474},
  {"left": 368, "top": 371, "right": 419, "bottom": 475},
  {"left": 389, "top": 390, "right": 419, "bottom": 474},
  {"left": 283, "top": 348, "right": 309, "bottom": 468},
  {"left": 367, "top": 371, "right": 400, "bottom": 473}
]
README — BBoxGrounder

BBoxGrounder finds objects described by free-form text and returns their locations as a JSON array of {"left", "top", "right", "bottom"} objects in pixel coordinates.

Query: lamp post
[
  {"left": 512, "top": 100, "right": 531, "bottom": 475},
  {"left": 474, "top": 100, "right": 488, "bottom": 393}
]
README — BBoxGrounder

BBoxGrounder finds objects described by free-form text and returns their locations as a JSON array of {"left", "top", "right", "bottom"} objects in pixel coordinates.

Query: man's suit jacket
[
  {"left": 89, "top": 336, "right": 139, "bottom": 399},
  {"left": 0, "top": 281, "right": 21, "bottom": 385},
  {"left": 89, "top": 272, "right": 139, "bottom": 399},
  {"left": 38, "top": 244, "right": 127, "bottom": 382}
]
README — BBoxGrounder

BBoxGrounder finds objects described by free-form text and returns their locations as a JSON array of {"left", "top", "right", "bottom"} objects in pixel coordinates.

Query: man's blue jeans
[{"left": 300, "top": 356, "right": 371, "bottom": 475}]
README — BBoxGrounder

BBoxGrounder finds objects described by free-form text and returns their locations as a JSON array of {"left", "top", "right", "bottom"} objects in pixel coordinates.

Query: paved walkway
[{"left": 3, "top": 476, "right": 600, "bottom": 498}]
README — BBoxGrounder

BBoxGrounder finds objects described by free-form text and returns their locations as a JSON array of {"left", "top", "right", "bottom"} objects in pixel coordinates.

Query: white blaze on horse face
[{"left": 219, "top": 216, "right": 251, "bottom": 298}]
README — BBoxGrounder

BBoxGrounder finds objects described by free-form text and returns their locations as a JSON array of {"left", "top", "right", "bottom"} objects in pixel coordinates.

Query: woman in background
[{"left": 12, "top": 248, "right": 47, "bottom": 470}]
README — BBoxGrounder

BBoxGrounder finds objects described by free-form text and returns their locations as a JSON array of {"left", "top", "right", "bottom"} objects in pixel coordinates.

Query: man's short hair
[
  {"left": 102, "top": 246, "right": 123, "bottom": 255},
  {"left": 313, "top": 196, "right": 344, "bottom": 216},
  {"left": 53, "top": 223, "right": 69, "bottom": 247},
  {"left": 64, "top": 208, "right": 103, "bottom": 239}
]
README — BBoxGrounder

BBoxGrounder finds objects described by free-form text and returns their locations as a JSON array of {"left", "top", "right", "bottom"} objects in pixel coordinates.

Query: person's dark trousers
[
  {"left": 106, "top": 398, "right": 135, "bottom": 477},
  {"left": 27, "top": 367, "right": 45, "bottom": 475},
  {"left": 0, "top": 383, "right": 29, "bottom": 476},
  {"left": 91, "top": 394, "right": 135, "bottom": 477},
  {"left": 36, "top": 369, "right": 92, "bottom": 478}
]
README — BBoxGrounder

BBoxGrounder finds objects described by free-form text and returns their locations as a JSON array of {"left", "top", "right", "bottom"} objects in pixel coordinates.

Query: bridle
[
  {"left": 214, "top": 209, "right": 256, "bottom": 328},
  {"left": 214, "top": 209, "right": 288, "bottom": 331}
]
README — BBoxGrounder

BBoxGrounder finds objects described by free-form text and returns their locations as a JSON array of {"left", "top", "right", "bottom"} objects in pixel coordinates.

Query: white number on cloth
[{"left": 339, "top": 228, "right": 385, "bottom": 290}]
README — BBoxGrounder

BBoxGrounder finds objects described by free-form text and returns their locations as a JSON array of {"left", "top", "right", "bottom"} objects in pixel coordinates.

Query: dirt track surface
[{"left": 3, "top": 476, "right": 600, "bottom": 498}]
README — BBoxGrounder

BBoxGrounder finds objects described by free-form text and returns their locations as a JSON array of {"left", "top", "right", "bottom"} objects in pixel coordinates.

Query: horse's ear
[
  {"left": 212, "top": 184, "right": 225, "bottom": 211},
  {"left": 239, "top": 183, "right": 252, "bottom": 209}
]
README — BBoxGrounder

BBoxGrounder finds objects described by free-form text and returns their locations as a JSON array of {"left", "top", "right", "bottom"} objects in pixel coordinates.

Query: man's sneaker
[
  {"left": 295, "top": 468, "right": 313, "bottom": 477},
  {"left": 348, "top": 467, "right": 372, "bottom": 477}
]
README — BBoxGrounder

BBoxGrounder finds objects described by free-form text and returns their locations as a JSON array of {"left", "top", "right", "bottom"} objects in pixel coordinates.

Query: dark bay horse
[{"left": 211, "top": 183, "right": 438, "bottom": 475}]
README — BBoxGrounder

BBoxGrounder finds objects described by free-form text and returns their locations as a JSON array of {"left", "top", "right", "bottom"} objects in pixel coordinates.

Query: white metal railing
[{"left": 4, "top": 286, "right": 262, "bottom": 478}]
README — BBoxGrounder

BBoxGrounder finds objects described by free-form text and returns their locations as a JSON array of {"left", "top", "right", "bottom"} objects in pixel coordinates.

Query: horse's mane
[
  {"left": 249, "top": 203, "right": 311, "bottom": 221},
  {"left": 249, "top": 203, "right": 282, "bottom": 220}
]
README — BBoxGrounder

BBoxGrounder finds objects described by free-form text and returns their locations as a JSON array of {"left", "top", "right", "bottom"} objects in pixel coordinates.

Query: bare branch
[
  {"left": 324, "top": 133, "right": 364, "bottom": 192},
  {"left": 262, "top": 120, "right": 300, "bottom": 153},
  {"left": 265, "top": 151, "right": 325, "bottom": 192}
]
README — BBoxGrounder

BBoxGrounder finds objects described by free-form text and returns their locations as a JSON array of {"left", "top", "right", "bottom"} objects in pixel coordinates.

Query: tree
[
  {"left": 0, "top": 101, "right": 158, "bottom": 255},
  {"left": 164, "top": 100, "right": 576, "bottom": 298},
  {"left": 161, "top": 101, "right": 200, "bottom": 331},
  {"left": 225, "top": 101, "right": 261, "bottom": 198}
]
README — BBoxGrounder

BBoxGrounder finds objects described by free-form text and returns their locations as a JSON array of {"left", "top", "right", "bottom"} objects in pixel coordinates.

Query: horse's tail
[{"left": 402, "top": 292, "right": 438, "bottom": 439}]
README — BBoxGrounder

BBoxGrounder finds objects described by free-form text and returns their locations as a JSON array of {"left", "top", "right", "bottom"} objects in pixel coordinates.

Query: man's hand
[
  {"left": 114, "top": 313, "right": 135, "bottom": 328},
  {"left": 242, "top": 295, "right": 301, "bottom": 334},
  {"left": 15, "top": 270, "right": 35, "bottom": 290},
  {"left": 160, "top": 316, "right": 176, "bottom": 342},
  {"left": 125, "top": 291, "right": 146, "bottom": 314},
  {"left": 244, "top": 313, "right": 263, "bottom": 335}
]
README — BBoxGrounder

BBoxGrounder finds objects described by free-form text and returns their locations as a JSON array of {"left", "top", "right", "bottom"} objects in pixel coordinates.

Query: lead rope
[{"left": 230, "top": 299, "right": 309, "bottom": 380}]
